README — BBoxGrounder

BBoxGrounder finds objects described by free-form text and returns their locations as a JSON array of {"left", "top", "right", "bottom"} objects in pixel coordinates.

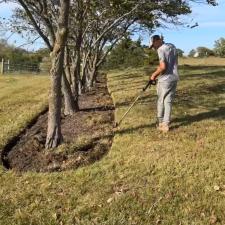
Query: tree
[
  {"left": 188, "top": 49, "right": 196, "bottom": 57},
  {"left": 214, "top": 38, "right": 225, "bottom": 57},
  {"left": 177, "top": 48, "right": 184, "bottom": 57},
  {"left": 103, "top": 37, "right": 145, "bottom": 68},
  {"left": 104, "top": 37, "right": 159, "bottom": 69},
  {"left": 10, "top": 0, "right": 79, "bottom": 115},
  {"left": 45, "top": 0, "right": 70, "bottom": 148},
  {"left": 76, "top": 0, "right": 218, "bottom": 89},
  {"left": 196, "top": 46, "right": 214, "bottom": 57},
  {"left": 15, "top": 0, "right": 71, "bottom": 148}
]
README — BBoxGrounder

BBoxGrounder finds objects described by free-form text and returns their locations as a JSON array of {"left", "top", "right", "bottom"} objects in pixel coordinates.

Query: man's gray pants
[{"left": 157, "top": 81, "right": 177, "bottom": 125}]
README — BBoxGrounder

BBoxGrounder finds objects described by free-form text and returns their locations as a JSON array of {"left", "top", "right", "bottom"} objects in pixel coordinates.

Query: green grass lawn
[{"left": 1, "top": 66, "right": 225, "bottom": 224}]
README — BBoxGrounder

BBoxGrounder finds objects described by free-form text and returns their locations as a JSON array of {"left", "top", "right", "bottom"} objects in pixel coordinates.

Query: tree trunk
[
  {"left": 82, "top": 67, "right": 92, "bottom": 92},
  {"left": 89, "top": 54, "right": 98, "bottom": 87},
  {"left": 62, "top": 71, "right": 79, "bottom": 115},
  {"left": 81, "top": 52, "right": 89, "bottom": 93},
  {"left": 64, "top": 46, "right": 72, "bottom": 85},
  {"left": 85, "top": 58, "right": 95, "bottom": 91},
  {"left": 45, "top": 0, "right": 70, "bottom": 149},
  {"left": 71, "top": 59, "right": 80, "bottom": 101},
  {"left": 90, "top": 66, "right": 98, "bottom": 87},
  {"left": 45, "top": 51, "right": 64, "bottom": 149}
]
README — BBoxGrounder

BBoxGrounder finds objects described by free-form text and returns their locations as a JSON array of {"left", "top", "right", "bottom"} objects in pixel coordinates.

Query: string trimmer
[{"left": 114, "top": 80, "right": 156, "bottom": 128}]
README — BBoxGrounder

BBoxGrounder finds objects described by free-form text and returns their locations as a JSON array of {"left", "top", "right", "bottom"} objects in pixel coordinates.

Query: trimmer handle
[{"left": 143, "top": 80, "right": 157, "bottom": 91}]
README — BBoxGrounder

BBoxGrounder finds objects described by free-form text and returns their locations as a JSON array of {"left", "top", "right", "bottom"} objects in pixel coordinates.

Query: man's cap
[{"left": 149, "top": 34, "right": 162, "bottom": 49}]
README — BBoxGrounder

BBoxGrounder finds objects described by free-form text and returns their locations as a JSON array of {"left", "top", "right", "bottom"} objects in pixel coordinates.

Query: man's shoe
[
  {"left": 158, "top": 123, "right": 169, "bottom": 133},
  {"left": 156, "top": 123, "right": 163, "bottom": 130}
]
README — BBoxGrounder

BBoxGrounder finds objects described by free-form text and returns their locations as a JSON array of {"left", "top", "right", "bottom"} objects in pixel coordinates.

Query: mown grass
[
  {"left": 0, "top": 74, "right": 49, "bottom": 150},
  {"left": 1, "top": 64, "right": 225, "bottom": 224},
  {"left": 179, "top": 56, "right": 225, "bottom": 66}
]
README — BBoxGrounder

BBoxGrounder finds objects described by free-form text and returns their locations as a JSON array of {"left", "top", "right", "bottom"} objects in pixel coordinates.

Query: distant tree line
[
  {"left": 103, "top": 37, "right": 158, "bottom": 69},
  {"left": 187, "top": 38, "right": 225, "bottom": 58},
  {"left": 104, "top": 35, "right": 225, "bottom": 69},
  {"left": 0, "top": 39, "right": 49, "bottom": 65}
]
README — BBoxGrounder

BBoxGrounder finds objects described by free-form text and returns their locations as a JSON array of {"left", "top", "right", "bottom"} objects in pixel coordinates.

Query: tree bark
[
  {"left": 81, "top": 52, "right": 91, "bottom": 93},
  {"left": 72, "top": 22, "right": 83, "bottom": 95},
  {"left": 62, "top": 71, "right": 79, "bottom": 115},
  {"left": 89, "top": 53, "right": 98, "bottom": 87},
  {"left": 45, "top": 50, "right": 64, "bottom": 148},
  {"left": 45, "top": 0, "right": 70, "bottom": 149},
  {"left": 71, "top": 58, "right": 80, "bottom": 99},
  {"left": 64, "top": 47, "right": 72, "bottom": 84},
  {"left": 90, "top": 66, "right": 98, "bottom": 87}
]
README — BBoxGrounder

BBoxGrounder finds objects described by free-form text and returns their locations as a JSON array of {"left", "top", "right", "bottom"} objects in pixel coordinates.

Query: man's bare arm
[{"left": 150, "top": 61, "right": 166, "bottom": 80}]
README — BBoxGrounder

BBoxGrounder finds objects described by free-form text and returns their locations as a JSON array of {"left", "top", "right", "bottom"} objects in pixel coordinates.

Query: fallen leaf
[
  {"left": 214, "top": 185, "right": 220, "bottom": 191},
  {"left": 210, "top": 214, "right": 218, "bottom": 224},
  {"left": 107, "top": 197, "right": 113, "bottom": 203},
  {"left": 200, "top": 212, "right": 206, "bottom": 218}
]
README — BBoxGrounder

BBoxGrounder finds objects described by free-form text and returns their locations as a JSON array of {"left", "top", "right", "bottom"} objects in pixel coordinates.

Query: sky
[
  {"left": 0, "top": 2, "right": 45, "bottom": 51},
  {"left": 144, "top": 0, "right": 225, "bottom": 55},
  {"left": 0, "top": 1, "right": 225, "bottom": 55}
]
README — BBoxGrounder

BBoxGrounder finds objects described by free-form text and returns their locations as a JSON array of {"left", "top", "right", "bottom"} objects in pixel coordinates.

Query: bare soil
[{"left": 2, "top": 74, "right": 114, "bottom": 172}]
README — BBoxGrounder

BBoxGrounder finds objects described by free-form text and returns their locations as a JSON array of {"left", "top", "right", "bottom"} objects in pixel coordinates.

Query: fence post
[
  {"left": 7, "top": 59, "right": 10, "bottom": 72},
  {"left": 1, "top": 58, "right": 4, "bottom": 75}
]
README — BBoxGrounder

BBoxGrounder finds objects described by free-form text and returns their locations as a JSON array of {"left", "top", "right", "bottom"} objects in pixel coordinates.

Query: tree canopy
[{"left": 214, "top": 38, "right": 225, "bottom": 57}]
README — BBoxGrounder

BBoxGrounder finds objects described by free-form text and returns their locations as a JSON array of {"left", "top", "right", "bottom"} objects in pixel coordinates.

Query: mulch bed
[{"left": 1, "top": 74, "right": 115, "bottom": 172}]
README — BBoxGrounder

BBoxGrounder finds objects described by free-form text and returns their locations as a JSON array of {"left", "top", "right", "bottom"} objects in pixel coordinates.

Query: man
[{"left": 149, "top": 34, "right": 179, "bottom": 132}]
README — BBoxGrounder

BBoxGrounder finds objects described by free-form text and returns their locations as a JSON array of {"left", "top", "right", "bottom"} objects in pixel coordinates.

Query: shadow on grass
[
  {"left": 171, "top": 107, "right": 225, "bottom": 130},
  {"left": 114, "top": 123, "right": 156, "bottom": 135},
  {"left": 99, "top": 123, "right": 156, "bottom": 140},
  {"left": 111, "top": 73, "right": 143, "bottom": 81},
  {"left": 179, "top": 65, "right": 225, "bottom": 70},
  {"left": 99, "top": 107, "right": 225, "bottom": 138},
  {"left": 182, "top": 70, "right": 225, "bottom": 81},
  {"left": 175, "top": 80, "right": 225, "bottom": 110},
  {"left": 115, "top": 94, "right": 156, "bottom": 108}
]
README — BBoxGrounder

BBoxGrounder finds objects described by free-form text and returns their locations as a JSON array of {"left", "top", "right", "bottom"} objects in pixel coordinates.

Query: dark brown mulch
[{"left": 1, "top": 74, "right": 115, "bottom": 172}]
